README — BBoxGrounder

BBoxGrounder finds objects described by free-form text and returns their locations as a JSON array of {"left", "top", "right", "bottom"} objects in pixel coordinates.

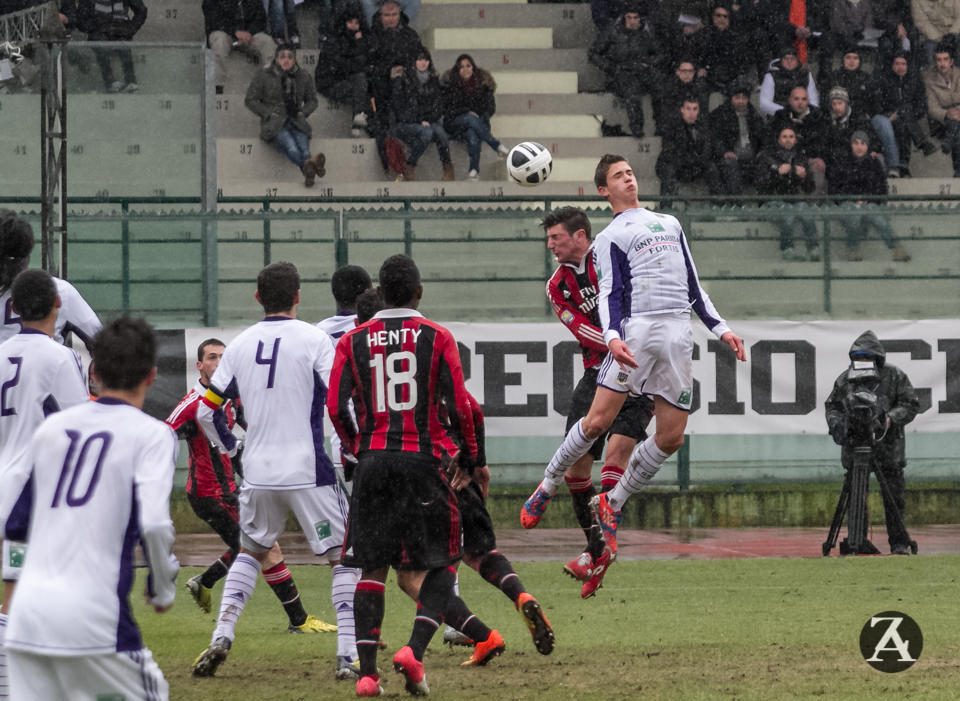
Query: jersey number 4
[
  {"left": 370, "top": 351, "right": 417, "bottom": 412},
  {"left": 52, "top": 430, "right": 112, "bottom": 508}
]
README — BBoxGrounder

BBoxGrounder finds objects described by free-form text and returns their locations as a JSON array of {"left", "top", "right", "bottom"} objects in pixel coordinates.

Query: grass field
[{"left": 140, "top": 556, "right": 960, "bottom": 700}]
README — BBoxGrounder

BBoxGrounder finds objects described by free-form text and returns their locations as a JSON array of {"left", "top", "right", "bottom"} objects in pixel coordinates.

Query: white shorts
[
  {"left": 597, "top": 312, "right": 694, "bottom": 410},
  {"left": 238, "top": 484, "right": 348, "bottom": 563},
  {"left": 8, "top": 647, "right": 168, "bottom": 701},
  {"left": 2, "top": 540, "right": 26, "bottom": 581}
]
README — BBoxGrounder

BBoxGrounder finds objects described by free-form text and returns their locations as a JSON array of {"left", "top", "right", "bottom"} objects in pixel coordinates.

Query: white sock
[
  {"left": 543, "top": 419, "right": 595, "bottom": 492},
  {"left": 213, "top": 553, "right": 260, "bottom": 643},
  {"left": 608, "top": 436, "right": 670, "bottom": 510},
  {"left": 331, "top": 565, "right": 359, "bottom": 659},
  {"left": 0, "top": 612, "right": 8, "bottom": 700}
]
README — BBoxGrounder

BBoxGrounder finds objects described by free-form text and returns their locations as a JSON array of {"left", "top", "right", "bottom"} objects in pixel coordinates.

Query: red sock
[{"left": 601, "top": 464, "right": 624, "bottom": 492}]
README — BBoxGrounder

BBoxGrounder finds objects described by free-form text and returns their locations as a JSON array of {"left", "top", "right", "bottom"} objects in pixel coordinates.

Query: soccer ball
[{"left": 506, "top": 141, "right": 552, "bottom": 187}]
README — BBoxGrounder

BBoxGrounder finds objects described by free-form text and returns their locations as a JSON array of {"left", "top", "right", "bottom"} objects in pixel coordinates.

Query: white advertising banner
[{"left": 184, "top": 319, "right": 960, "bottom": 437}]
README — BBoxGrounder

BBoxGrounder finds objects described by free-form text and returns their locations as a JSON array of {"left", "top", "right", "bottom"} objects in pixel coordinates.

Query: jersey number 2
[
  {"left": 370, "top": 351, "right": 417, "bottom": 412},
  {"left": 0, "top": 357, "right": 23, "bottom": 416},
  {"left": 52, "top": 430, "right": 112, "bottom": 508}
]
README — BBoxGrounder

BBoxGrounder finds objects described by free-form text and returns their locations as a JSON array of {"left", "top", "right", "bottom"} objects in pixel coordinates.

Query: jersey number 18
[{"left": 370, "top": 351, "right": 417, "bottom": 412}]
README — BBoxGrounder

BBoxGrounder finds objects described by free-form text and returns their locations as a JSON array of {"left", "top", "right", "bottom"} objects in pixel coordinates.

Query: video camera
[{"left": 839, "top": 358, "right": 887, "bottom": 449}]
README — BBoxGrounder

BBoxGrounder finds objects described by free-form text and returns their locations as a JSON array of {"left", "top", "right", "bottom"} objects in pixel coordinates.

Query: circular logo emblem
[{"left": 859, "top": 611, "right": 922, "bottom": 672}]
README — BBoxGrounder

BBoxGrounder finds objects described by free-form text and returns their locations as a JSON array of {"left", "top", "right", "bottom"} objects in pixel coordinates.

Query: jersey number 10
[
  {"left": 52, "top": 430, "right": 112, "bottom": 508},
  {"left": 370, "top": 351, "right": 417, "bottom": 412}
]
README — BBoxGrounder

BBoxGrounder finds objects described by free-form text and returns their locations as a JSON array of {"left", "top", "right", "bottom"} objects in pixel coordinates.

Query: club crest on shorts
[
  {"left": 616, "top": 369, "right": 630, "bottom": 385},
  {"left": 315, "top": 520, "right": 331, "bottom": 539},
  {"left": 8, "top": 543, "right": 26, "bottom": 568},
  {"left": 677, "top": 388, "right": 692, "bottom": 406}
]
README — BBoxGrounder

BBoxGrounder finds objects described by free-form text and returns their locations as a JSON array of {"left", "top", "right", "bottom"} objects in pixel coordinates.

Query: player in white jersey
[
  {"left": 0, "top": 212, "right": 101, "bottom": 348},
  {"left": 524, "top": 154, "right": 747, "bottom": 592},
  {"left": 192, "top": 262, "right": 354, "bottom": 681},
  {"left": 0, "top": 270, "right": 92, "bottom": 699},
  {"left": 0, "top": 215, "right": 103, "bottom": 673},
  {"left": 0, "top": 316, "right": 179, "bottom": 701}
]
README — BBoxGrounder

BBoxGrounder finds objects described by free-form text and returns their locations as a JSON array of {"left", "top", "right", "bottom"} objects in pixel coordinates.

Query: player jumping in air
[
  {"left": 524, "top": 155, "right": 746, "bottom": 592},
  {"left": 522, "top": 206, "right": 654, "bottom": 598}
]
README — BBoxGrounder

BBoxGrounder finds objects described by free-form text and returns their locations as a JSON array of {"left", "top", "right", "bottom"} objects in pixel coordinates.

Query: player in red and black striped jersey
[
  {"left": 166, "top": 338, "right": 321, "bottom": 634},
  {"left": 524, "top": 207, "right": 654, "bottom": 598},
  {"left": 328, "top": 254, "right": 478, "bottom": 697}
]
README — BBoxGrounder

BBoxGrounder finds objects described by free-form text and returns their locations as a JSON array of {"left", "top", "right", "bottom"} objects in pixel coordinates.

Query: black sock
[
  {"left": 263, "top": 562, "right": 307, "bottom": 626},
  {"left": 478, "top": 551, "right": 524, "bottom": 604},
  {"left": 444, "top": 594, "right": 492, "bottom": 644},
  {"left": 354, "top": 579, "right": 386, "bottom": 677},
  {"left": 200, "top": 549, "right": 236, "bottom": 589},
  {"left": 568, "top": 481, "right": 597, "bottom": 544},
  {"left": 408, "top": 566, "right": 455, "bottom": 659}
]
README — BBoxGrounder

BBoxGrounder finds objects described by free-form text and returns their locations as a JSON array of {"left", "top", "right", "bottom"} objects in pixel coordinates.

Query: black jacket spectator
[
  {"left": 392, "top": 60, "right": 443, "bottom": 125},
  {"left": 877, "top": 57, "right": 928, "bottom": 122},
  {"left": 657, "top": 60, "right": 710, "bottom": 133},
  {"left": 823, "top": 87, "right": 878, "bottom": 170},
  {"left": 693, "top": 7, "right": 751, "bottom": 91},
  {"left": 711, "top": 96, "right": 766, "bottom": 156},
  {"left": 76, "top": 0, "right": 146, "bottom": 38},
  {"left": 442, "top": 61, "right": 496, "bottom": 124},
  {"left": 202, "top": 0, "right": 268, "bottom": 38},
  {"left": 769, "top": 100, "right": 830, "bottom": 160},
  {"left": 756, "top": 137, "right": 815, "bottom": 195},
  {"left": 827, "top": 144, "right": 889, "bottom": 199},
  {"left": 655, "top": 101, "right": 722, "bottom": 199},
  {"left": 367, "top": 3, "right": 421, "bottom": 100},
  {"left": 710, "top": 86, "right": 766, "bottom": 193},
  {"left": 315, "top": 6, "right": 372, "bottom": 95},
  {"left": 822, "top": 49, "right": 879, "bottom": 116}
]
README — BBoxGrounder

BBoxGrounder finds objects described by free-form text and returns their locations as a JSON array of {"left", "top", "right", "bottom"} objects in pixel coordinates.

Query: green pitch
[{"left": 137, "top": 556, "right": 960, "bottom": 700}]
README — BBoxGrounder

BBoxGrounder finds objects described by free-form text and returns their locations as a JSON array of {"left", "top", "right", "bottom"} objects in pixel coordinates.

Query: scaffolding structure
[{"left": 1, "top": 2, "right": 67, "bottom": 275}]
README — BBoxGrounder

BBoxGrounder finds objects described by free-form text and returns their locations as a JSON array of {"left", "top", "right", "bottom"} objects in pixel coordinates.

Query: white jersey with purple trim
[
  {"left": 316, "top": 313, "right": 357, "bottom": 340},
  {"left": 0, "top": 399, "right": 179, "bottom": 656},
  {"left": 317, "top": 314, "right": 358, "bottom": 468},
  {"left": 0, "top": 329, "right": 89, "bottom": 473},
  {"left": 0, "top": 278, "right": 102, "bottom": 350},
  {"left": 592, "top": 207, "right": 731, "bottom": 345},
  {"left": 198, "top": 317, "right": 337, "bottom": 490}
]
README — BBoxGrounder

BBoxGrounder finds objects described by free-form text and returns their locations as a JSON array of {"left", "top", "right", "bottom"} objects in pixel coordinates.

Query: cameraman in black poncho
[{"left": 825, "top": 330, "right": 921, "bottom": 555}]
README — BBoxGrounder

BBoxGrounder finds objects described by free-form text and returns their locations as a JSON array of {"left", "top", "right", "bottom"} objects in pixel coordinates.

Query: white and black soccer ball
[{"left": 506, "top": 141, "right": 552, "bottom": 187}]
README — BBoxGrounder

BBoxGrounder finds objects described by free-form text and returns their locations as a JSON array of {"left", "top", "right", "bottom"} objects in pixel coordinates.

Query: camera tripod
[{"left": 822, "top": 446, "right": 918, "bottom": 557}]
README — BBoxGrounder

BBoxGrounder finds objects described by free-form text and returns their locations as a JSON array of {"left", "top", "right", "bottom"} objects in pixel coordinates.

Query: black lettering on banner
[
  {"left": 457, "top": 341, "right": 471, "bottom": 381},
  {"left": 551, "top": 341, "right": 580, "bottom": 416},
  {"left": 475, "top": 341, "right": 547, "bottom": 417},
  {"left": 880, "top": 339, "right": 932, "bottom": 414},
  {"left": 751, "top": 340, "right": 816, "bottom": 415},
  {"left": 707, "top": 339, "right": 744, "bottom": 414},
  {"left": 939, "top": 339, "right": 960, "bottom": 413}
]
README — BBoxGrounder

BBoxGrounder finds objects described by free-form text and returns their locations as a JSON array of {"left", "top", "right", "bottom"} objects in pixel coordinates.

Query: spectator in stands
[
  {"left": 244, "top": 44, "right": 326, "bottom": 187},
  {"left": 819, "top": 0, "right": 875, "bottom": 85},
  {"left": 77, "top": 0, "right": 146, "bottom": 93},
  {"left": 588, "top": 3, "right": 658, "bottom": 138},
  {"left": 368, "top": 0, "right": 422, "bottom": 170},
  {"left": 924, "top": 42, "right": 960, "bottom": 174},
  {"left": 655, "top": 97, "right": 722, "bottom": 204},
  {"left": 658, "top": 58, "right": 710, "bottom": 134},
  {"left": 769, "top": 85, "right": 829, "bottom": 187},
  {"left": 823, "top": 85, "right": 881, "bottom": 173},
  {"left": 203, "top": 0, "right": 277, "bottom": 93},
  {"left": 827, "top": 131, "right": 913, "bottom": 261},
  {"left": 758, "top": 0, "right": 830, "bottom": 69},
  {"left": 391, "top": 47, "right": 454, "bottom": 181},
  {"left": 315, "top": 2, "right": 372, "bottom": 138},
  {"left": 823, "top": 47, "right": 878, "bottom": 117},
  {"left": 756, "top": 125, "right": 820, "bottom": 261},
  {"left": 759, "top": 45, "right": 819, "bottom": 116},
  {"left": 265, "top": 0, "right": 301, "bottom": 48},
  {"left": 874, "top": 0, "right": 919, "bottom": 71},
  {"left": 709, "top": 79, "right": 766, "bottom": 195},
  {"left": 441, "top": 53, "right": 510, "bottom": 180},
  {"left": 694, "top": 3, "right": 752, "bottom": 94},
  {"left": 360, "top": 0, "right": 419, "bottom": 27},
  {"left": 912, "top": 0, "right": 960, "bottom": 65},
  {"left": 875, "top": 50, "right": 937, "bottom": 177}
]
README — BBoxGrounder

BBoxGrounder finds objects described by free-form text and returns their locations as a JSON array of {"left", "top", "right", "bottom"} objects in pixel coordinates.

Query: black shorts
[
  {"left": 188, "top": 493, "right": 240, "bottom": 551},
  {"left": 343, "top": 450, "right": 462, "bottom": 571},
  {"left": 459, "top": 481, "right": 496, "bottom": 558},
  {"left": 566, "top": 368, "right": 655, "bottom": 459}
]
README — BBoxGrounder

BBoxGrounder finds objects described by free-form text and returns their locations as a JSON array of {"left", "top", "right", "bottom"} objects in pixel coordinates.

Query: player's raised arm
[{"left": 196, "top": 351, "right": 241, "bottom": 456}]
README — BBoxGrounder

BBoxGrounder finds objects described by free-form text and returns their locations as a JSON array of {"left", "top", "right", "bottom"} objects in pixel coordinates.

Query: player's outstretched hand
[
  {"left": 721, "top": 331, "right": 746, "bottom": 361},
  {"left": 608, "top": 339, "right": 638, "bottom": 369}
]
